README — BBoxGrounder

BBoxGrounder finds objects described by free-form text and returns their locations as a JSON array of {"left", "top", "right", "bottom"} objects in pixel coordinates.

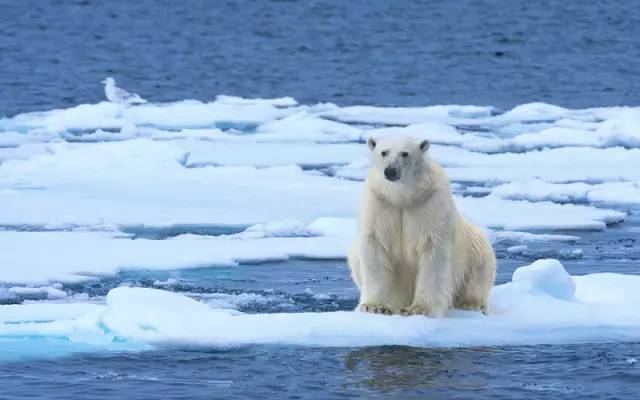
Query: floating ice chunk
[
  {"left": 573, "top": 273, "right": 640, "bottom": 308},
  {"left": 0, "top": 302, "right": 102, "bottom": 323},
  {"left": 201, "top": 292, "right": 278, "bottom": 310},
  {"left": 121, "top": 100, "right": 292, "bottom": 128},
  {"left": 595, "top": 108, "right": 640, "bottom": 148},
  {"left": 457, "top": 195, "right": 624, "bottom": 231},
  {"left": 8, "top": 285, "right": 67, "bottom": 300},
  {"left": 0, "top": 142, "right": 55, "bottom": 164},
  {"left": 0, "top": 139, "right": 361, "bottom": 227},
  {"left": 306, "top": 217, "right": 357, "bottom": 239},
  {"left": 235, "top": 220, "right": 310, "bottom": 239},
  {"left": 152, "top": 278, "right": 178, "bottom": 288},
  {"left": 215, "top": 95, "right": 298, "bottom": 107},
  {"left": 492, "top": 231, "right": 580, "bottom": 244},
  {"left": 4, "top": 263, "right": 640, "bottom": 353},
  {"left": 256, "top": 111, "right": 361, "bottom": 142},
  {"left": 463, "top": 186, "right": 493, "bottom": 196},
  {"left": 332, "top": 157, "right": 370, "bottom": 180},
  {"left": 512, "top": 259, "right": 576, "bottom": 301},
  {"left": 445, "top": 146, "right": 640, "bottom": 183},
  {"left": 509, "top": 127, "right": 601, "bottom": 150},
  {"left": 102, "top": 287, "right": 226, "bottom": 343},
  {"left": 491, "top": 180, "right": 640, "bottom": 205},
  {"left": 62, "top": 128, "right": 141, "bottom": 143},
  {"left": 367, "top": 122, "right": 466, "bottom": 146},
  {"left": 586, "top": 182, "right": 640, "bottom": 204},
  {"left": 0, "top": 131, "right": 60, "bottom": 147},
  {"left": 3, "top": 102, "right": 122, "bottom": 131},
  {"left": 0, "top": 229, "right": 350, "bottom": 285},
  {"left": 496, "top": 103, "right": 571, "bottom": 122},
  {"left": 560, "top": 249, "right": 583, "bottom": 259},
  {"left": 491, "top": 179, "right": 593, "bottom": 203},
  {"left": 1, "top": 99, "right": 296, "bottom": 132},
  {"left": 319, "top": 105, "right": 494, "bottom": 125},
  {"left": 0, "top": 288, "right": 18, "bottom": 303},
  {"left": 507, "top": 245, "right": 528, "bottom": 255},
  {"left": 337, "top": 144, "right": 640, "bottom": 184},
  {"left": 181, "top": 139, "right": 365, "bottom": 168}
]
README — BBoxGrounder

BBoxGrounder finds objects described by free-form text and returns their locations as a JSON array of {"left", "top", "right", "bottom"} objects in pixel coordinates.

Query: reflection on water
[{"left": 344, "top": 346, "right": 492, "bottom": 392}]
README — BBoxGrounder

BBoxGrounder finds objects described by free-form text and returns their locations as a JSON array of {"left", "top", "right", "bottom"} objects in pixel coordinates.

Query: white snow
[
  {"left": 457, "top": 195, "right": 624, "bottom": 231},
  {"left": 256, "top": 110, "right": 362, "bottom": 142},
  {"left": 491, "top": 231, "right": 580, "bottom": 244},
  {"left": 0, "top": 139, "right": 360, "bottom": 227},
  {"left": 7, "top": 285, "right": 67, "bottom": 300},
  {"left": 319, "top": 104, "right": 495, "bottom": 125},
  {"left": 181, "top": 139, "right": 365, "bottom": 168},
  {"left": 1, "top": 260, "right": 639, "bottom": 351},
  {"left": 511, "top": 259, "right": 576, "bottom": 301},
  {"left": 215, "top": 95, "right": 298, "bottom": 107},
  {"left": 507, "top": 245, "right": 528, "bottom": 255},
  {"left": 491, "top": 179, "right": 640, "bottom": 205},
  {"left": 0, "top": 229, "right": 348, "bottom": 285},
  {"left": 2, "top": 95, "right": 640, "bottom": 358}
]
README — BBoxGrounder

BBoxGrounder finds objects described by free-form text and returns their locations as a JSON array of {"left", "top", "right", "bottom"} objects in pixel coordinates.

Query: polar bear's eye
[
  {"left": 381, "top": 151, "right": 389, "bottom": 157},
  {"left": 400, "top": 151, "right": 409, "bottom": 158}
]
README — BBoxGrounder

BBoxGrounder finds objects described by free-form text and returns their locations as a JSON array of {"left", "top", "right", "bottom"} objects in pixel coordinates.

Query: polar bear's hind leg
[{"left": 453, "top": 225, "right": 496, "bottom": 314}]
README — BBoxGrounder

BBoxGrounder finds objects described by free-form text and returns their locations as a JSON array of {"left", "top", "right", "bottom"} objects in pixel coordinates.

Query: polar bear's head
[{"left": 367, "top": 135, "right": 430, "bottom": 183}]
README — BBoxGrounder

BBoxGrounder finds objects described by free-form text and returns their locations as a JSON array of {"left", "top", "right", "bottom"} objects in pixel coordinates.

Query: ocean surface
[
  {"left": 1, "top": 0, "right": 639, "bottom": 117},
  {"left": 1, "top": 0, "right": 640, "bottom": 399}
]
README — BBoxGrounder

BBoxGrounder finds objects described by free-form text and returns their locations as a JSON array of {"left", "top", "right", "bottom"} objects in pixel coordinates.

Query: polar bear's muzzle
[{"left": 384, "top": 167, "right": 400, "bottom": 181}]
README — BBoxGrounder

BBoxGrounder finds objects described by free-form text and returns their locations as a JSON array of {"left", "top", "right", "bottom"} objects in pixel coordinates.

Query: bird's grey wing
[{"left": 114, "top": 86, "right": 135, "bottom": 100}]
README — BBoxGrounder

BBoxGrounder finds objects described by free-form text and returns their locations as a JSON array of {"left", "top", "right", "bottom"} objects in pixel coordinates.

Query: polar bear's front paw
[
  {"left": 400, "top": 305, "right": 439, "bottom": 318},
  {"left": 357, "top": 303, "right": 394, "bottom": 315}
]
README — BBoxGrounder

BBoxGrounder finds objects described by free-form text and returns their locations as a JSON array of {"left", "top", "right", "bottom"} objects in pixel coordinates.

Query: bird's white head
[{"left": 101, "top": 77, "right": 115, "bottom": 86}]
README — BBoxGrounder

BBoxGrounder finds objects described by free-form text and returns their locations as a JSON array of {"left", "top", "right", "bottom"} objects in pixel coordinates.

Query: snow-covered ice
[
  {"left": 2, "top": 95, "right": 640, "bottom": 359},
  {"left": 0, "top": 229, "right": 348, "bottom": 285},
  {"left": 1, "top": 260, "right": 639, "bottom": 351}
]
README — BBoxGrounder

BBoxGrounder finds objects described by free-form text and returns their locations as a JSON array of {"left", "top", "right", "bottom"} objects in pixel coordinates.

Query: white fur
[{"left": 348, "top": 135, "right": 496, "bottom": 317}]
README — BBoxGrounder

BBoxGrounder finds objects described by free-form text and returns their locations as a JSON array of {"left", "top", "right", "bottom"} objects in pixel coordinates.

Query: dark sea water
[
  {"left": 1, "top": 343, "right": 639, "bottom": 400},
  {"left": 1, "top": 1, "right": 640, "bottom": 398},
  {"left": 1, "top": 0, "right": 639, "bottom": 117}
]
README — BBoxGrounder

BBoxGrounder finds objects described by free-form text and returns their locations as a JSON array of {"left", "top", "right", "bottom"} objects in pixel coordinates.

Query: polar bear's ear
[
  {"left": 419, "top": 140, "right": 430, "bottom": 152},
  {"left": 367, "top": 138, "right": 377, "bottom": 151}
]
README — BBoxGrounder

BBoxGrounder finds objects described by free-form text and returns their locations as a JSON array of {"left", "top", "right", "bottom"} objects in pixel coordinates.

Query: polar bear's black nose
[{"left": 384, "top": 167, "right": 400, "bottom": 181}]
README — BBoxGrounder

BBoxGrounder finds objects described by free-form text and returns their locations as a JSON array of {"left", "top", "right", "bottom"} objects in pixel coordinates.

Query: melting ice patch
[
  {"left": 490, "top": 179, "right": 640, "bottom": 205},
  {"left": 0, "top": 229, "right": 349, "bottom": 285},
  {"left": 2, "top": 95, "right": 640, "bottom": 359},
  {"left": 1, "top": 260, "right": 639, "bottom": 355},
  {"left": 0, "top": 140, "right": 626, "bottom": 232}
]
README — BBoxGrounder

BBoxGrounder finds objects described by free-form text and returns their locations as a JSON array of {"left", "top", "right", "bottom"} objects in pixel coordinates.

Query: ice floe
[
  {"left": 2, "top": 95, "right": 640, "bottom": 359},
  {"left": 491, "top": 179, "right": 640, "bottom": 205},
  {"left": 1, "top": 260, "right": 639, "bottom": 353},
  {"left": 0, "top": 229, "right": 348, "bottom": 285}
]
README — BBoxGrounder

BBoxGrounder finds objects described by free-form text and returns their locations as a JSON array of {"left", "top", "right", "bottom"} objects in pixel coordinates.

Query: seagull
[{"left": 101, "top": 77, "right": 147, "bottom": 105}]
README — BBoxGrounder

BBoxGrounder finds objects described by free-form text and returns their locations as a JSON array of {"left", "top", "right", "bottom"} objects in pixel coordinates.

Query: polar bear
[{"left": 348, "top": 135, "right": 496, "bottom": 317}]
